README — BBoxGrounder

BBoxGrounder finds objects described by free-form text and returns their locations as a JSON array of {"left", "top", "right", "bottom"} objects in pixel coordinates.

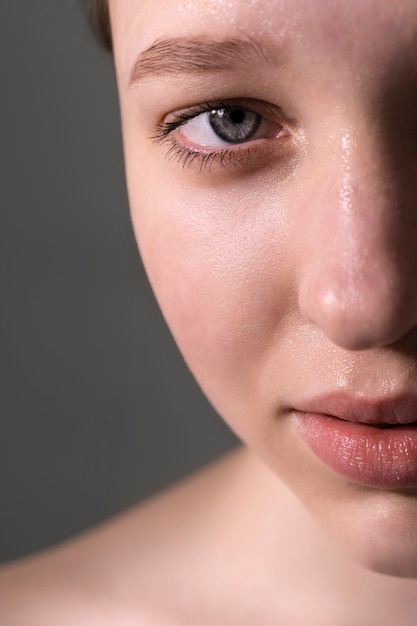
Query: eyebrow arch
[{"left": 129, "top": 37, "right": 281, "bottom": 85}]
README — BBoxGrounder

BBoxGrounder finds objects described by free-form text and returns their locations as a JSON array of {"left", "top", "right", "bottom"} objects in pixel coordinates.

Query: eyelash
[{"left": 151, "top": 100, "right": 286, "bottom": 173}]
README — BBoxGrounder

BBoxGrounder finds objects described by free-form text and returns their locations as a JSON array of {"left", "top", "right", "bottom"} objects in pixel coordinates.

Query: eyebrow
[{"left": 129, "top": 37, "right": 282, "bottom": 85}]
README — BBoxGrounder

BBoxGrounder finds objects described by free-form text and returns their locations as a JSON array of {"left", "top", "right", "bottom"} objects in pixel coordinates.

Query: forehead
[{"left": 110, "top": 0, "right": 417, "bottom": 64}]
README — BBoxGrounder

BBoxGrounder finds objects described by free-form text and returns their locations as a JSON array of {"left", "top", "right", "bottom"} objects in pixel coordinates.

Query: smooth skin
[{"left": 2, "top": 0, "right": 417, "bottom": 623}]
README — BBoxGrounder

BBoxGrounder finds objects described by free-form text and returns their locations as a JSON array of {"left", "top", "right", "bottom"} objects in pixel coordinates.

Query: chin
[
  {"left": 354, "top": 545, "right": 417, "bottom": 579},
  {"left": 333, "top": 489, "right": 417, "bottom": 579}
]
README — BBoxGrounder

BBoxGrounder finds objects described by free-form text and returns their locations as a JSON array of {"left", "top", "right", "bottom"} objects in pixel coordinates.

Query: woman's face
[{"left": 110, "top": 0, "right": 417, "bottom": 577}]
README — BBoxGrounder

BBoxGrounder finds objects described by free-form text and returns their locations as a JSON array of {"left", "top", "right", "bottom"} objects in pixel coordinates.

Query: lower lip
[{"left": 293, "top": 412, "right": 417, "bottom": 489}]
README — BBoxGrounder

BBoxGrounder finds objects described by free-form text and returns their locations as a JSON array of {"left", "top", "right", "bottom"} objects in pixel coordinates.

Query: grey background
[{"left": 0, "top": 1, "right": 236, "bottom": 564}]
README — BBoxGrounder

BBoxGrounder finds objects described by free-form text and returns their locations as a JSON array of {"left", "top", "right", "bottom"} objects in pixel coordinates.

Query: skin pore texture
[{"left": 2, "top": 0, "right": 417, "bottom": 624}]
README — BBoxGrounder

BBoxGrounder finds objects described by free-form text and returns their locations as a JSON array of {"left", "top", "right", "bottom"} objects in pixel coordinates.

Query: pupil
[{"left": 230, "top": 109, "right": 246, "bottom": 124}]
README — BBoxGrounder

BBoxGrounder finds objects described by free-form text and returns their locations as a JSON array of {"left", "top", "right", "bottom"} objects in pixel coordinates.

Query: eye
[
  {"left": 179, "top": 106, "right": 282, "bottom": 147},
  {"left": 151, "top": 99, "right": 294, "bottom": 173}
]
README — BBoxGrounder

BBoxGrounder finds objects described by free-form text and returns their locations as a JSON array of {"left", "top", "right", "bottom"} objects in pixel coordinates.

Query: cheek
[{"left": 128, "top": 169, "right": 295, "bottom": 428}]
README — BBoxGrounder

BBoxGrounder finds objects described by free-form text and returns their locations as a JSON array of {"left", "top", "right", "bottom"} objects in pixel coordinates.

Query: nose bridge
[
  {"left": 298, "top": 127, "right": 417, "bottom": 350},
  {"left": 331, "top": 130, "right": 398, "bottom": 269}
]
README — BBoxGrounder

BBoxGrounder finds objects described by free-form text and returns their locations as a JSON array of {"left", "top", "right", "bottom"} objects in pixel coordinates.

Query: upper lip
[{"left": 294, "top": 393, "right": 417, "bottom": 425}]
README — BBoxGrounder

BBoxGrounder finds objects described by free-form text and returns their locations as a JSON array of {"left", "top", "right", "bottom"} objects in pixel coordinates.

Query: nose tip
[{"left": 299, "top": 264, "right": 417, "bottom": 350}]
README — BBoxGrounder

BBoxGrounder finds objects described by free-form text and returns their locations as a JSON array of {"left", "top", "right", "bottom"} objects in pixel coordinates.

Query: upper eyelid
[{"left": 171, "top": 99, "right": 287, "bottom": 123}]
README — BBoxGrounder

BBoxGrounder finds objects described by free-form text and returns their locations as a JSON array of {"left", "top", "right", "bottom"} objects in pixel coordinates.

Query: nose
[{"left": 298, "top": 130, "right": 417, "bottom": 350}]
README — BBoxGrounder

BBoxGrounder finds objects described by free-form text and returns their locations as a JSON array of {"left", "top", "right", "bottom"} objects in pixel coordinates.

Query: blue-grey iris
[{"left": 209, "top": 108, "right": 261, "bottom": 143}]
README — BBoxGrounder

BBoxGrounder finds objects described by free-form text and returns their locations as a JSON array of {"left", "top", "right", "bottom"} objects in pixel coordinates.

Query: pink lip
[{"left": 292, "top": 394, "right": 417, "bottom": 489}]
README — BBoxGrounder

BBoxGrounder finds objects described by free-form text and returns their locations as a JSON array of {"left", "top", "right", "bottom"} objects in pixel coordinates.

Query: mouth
[
  {"left": 294, "top": 393, "right": 417, "bottom": 426},
  {"left": 291, "top": 394, "right": 417, "bottom": 489}
]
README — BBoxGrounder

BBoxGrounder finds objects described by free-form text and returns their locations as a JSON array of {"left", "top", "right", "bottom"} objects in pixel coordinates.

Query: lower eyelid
[{"left": 161, "top": 131, "right": 296, "bottom": 176}]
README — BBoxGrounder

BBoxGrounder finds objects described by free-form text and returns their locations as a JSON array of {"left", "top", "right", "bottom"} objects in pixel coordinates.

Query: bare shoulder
[{"left": 0, "top": 447, "right": 262, "bottom": 625}]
